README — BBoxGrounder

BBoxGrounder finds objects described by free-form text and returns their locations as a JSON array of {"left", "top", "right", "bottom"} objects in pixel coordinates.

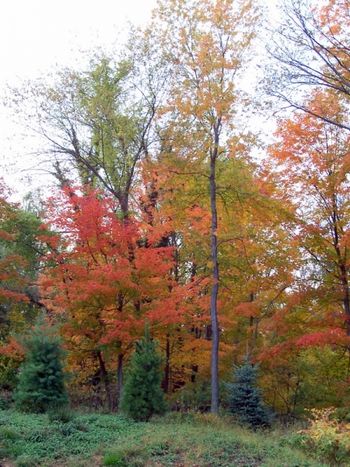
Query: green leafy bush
[
  {"left": 47, "top": 406, "right": 74, "bottom": 423},
  {"left": 0, "top": 393, "right": 11, "bottom": 410},
  {"left": 103, "top": 451, "right": 128, "bottom": 466},
  {"left": 103, "top": 445, "right": 145, "bottom": 466},
  {"left": 170, "top": 380, "right": 211, "bottom": 412},
  {"left": 294, "top": 408, "right": 350, "bottom": 465},
  {"left": 0, "top": 426, "right": 20, "bottom": 440}
]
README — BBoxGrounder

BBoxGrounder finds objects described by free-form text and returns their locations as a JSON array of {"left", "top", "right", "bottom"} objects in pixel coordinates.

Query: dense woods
[{"left": 1, "top": 0, "right": 350, "bottom": 455}]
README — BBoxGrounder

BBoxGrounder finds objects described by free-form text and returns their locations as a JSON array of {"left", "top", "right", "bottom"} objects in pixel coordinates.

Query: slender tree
[{"left": 154, "top": 0, "right": 259, "bottom": 412}]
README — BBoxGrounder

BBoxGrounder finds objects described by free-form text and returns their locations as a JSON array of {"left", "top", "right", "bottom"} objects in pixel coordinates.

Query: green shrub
[
  {"left": 170, "top": 380, "right": 211, "bottom": 412},
  {"left": 295, "top": 408, "right": 350, "bottom": 465},
  {"left": 333, "top": 406, "right": 350, "bottom": 422},
  {"left": 103, "top": 451, "right": 128, "bottom": 466},
  {"left": 48, "top": 406, "right": 74, "bottom": 423},
  {"left": 121, "top": 326, "right": 166, "bottom": 421},
  {"left": 14, "top": 324, "right": 68, "bottom": 413},
  {"left": 0, "top": 393, "right": 11, "bottom": 410},
  {"left": 226, "top": 359, "right": 271, "bottom": 429},
  {"left": 103, "top": 445, "right": 146, "bottom": 466},
  {"left": 0, "top": 426, "right": 20, "bottom": 440},
  {"left": 0, "top": 354, "right": 20, "bottom": 391}
]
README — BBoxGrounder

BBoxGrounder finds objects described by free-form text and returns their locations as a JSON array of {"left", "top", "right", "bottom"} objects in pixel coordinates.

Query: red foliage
[{"left": 40, "top": 186, "right": 184, "bottom": 356}]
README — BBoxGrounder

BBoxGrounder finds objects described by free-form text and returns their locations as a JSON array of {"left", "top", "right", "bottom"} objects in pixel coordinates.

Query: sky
[
  {"left": 0, "top": 0, "right": 279, "bottom": 203},
  {"left": 0, "top": 0, "right": 157, "bottom": 200}
]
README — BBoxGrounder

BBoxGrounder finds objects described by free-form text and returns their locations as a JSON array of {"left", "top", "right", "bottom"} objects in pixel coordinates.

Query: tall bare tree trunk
[
  {"left": 209, "top": 130, "right": 220, "bottom": 413},
  {"left": 163, "top": 334, "right": 171, "bottom": 393},
  {"left": 116, "top": 353, "right": 124, "bottom": 408},
  {"left": 340, "top": 265, "right": 350, "bottom": 336}
]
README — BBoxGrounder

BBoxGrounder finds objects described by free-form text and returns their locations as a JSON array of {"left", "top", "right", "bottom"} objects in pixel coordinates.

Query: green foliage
[
  {"left": 2, "top": 209, "right": 42, "bottom": 276},
  {"left": 103, "top": 451, "right": 127, "bottom": 466},
  {"left": 0, "top": 195, "right": 44, "bottom": 395},
  {"left": 170, "top": 380, "right": 211, "bottom": 412},
  {"left": 14, "top": 325, "right": 68, "bottom": 413},
  {"left": 103, "top": 445, "right": 145, "bottom": 466},
  {"left": 121, "top": 327, "right": 166, "bottom": 421},
  {"left": 0, "top": 409, "right": 324, "bottom": 466},
  {"left": 227, "top": 360, "right": 271, "bottom": 429},
  {"left": 0, "top": 202, "right": 42, "bottom": 345},
  {"left": 0, "top": 395, "right": 9, "bottom": 410},
  {"left": 0, "top": 409, "right": 142, "bottom": 465},
  {"left": 0, "top": 426, "right": 20, "bottom": 440},
  {"left": 285, "top": 408, "right": 350, "bottom": 465},
  {"left": 47, "top": 406, "right": 74, "bottom": 424},
  {"left": 15, "top": 454, "right": 40, "bottom": 467}
]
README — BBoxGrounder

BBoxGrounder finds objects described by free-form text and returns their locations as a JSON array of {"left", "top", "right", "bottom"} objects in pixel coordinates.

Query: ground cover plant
[{"left": 0, "top": 409, "right": 326, "bottom": 467}]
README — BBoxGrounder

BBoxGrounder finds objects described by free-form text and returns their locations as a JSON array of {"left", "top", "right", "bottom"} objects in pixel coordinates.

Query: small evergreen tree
[
  {"left": 227, "top": 360, "right": 271, "bottom": 428},
  {"left": 121, "top": 326, "right": 166, "bottom": 421},
  {"left": 14, "top": 325, "right": 68, "bottom": 413}
]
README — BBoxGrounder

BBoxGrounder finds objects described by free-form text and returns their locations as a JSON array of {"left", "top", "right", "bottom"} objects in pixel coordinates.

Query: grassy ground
[{"left": 0, "top": 409, "right": 325, "bottom": 467}]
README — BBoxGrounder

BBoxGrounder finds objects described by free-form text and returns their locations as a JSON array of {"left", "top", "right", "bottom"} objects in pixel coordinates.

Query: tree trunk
[
  {"left": 209, "top": 149, "right": 220, "bottom": 414},
  {"left": 115, "top": 193, "right": 128, "bottom": 410},
  {"left": 163, "top": 335, "right": 171, "bottom": 393},
  {"left": 340, "top": 264, "right": 350, "bottom": 335},
  {"left": 119, "top": 193, "right": 129, "bottom": 219},
  {"left": 117, "top": 353, "right": 123, "bottom": 409},
  {"left": 97, "top": 351, "right": 114, "bottom": 411},
  {"left": 330, "top": 198, "right": 350, "bottom": 335}
]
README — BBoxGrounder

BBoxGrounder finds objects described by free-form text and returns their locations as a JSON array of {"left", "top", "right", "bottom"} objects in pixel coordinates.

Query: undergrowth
[{"left": 0, "top": 409, "right": 327, "bottom": 466}]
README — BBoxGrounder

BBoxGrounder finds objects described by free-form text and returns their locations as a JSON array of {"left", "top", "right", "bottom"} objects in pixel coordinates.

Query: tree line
[{"left": 1, "top": 0, "right": 350, "bottom": 417}]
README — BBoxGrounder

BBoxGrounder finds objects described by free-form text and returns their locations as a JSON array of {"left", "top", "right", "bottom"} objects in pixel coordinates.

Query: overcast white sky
[
  {"left": 0, "top": 0, "right": 279, "bottom": 203},
  {"left": 0, "top": 0, "right": 157, "bottom": 200}
]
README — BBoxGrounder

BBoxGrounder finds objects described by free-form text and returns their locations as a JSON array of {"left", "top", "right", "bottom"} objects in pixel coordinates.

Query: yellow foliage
[{"left": 299, "top": 408, "right": 350, "bottom": 464}]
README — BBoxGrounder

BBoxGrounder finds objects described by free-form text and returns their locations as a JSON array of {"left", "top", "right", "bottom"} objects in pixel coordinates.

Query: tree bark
[
  {"left": 330, "top": 196, "right": 350, "bottom": 335},
  {"left": 97, "top": 350, "right": 114, "bottom": 411},
  {"left": 209, "top": 145, "right": 220, "bottom": 414},
  {"left": 163, "top": 335, "right": 171, "bottom": 393},
  {"left": 340, "top": 263, "right": 350, "bottom": 336},
  {"left": 117, "top": 353, "right": 124, "bottom": 408}
]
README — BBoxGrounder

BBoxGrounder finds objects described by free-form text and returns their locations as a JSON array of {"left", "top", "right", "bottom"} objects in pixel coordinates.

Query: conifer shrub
[
  {"left": 14, "top": 325, "right": 68, "bottom": 413},
  {"left": 121, "top": 327, "right": 166, "bottom": 421},
  {"left": 227, "top": 360, "right": 271, "bottom": 429}
]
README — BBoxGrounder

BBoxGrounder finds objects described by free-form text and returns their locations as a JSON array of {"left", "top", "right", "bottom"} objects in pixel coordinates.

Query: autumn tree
[
  {"left": 11, "top": 35, "right": 170, "bottom": 217},
  {"left": 153, "top": 0, "right": 259, "bottom": 412},
  {"left": 9, "top": 36, "right": 176, "bottom": 403},
  {"left": 271, "top": 90, "right": 350, "bottom": 336},
  {"left": 40, "top": 186, "right": 177, "bottom": 410},
  {"left": 0, "top": 183, "right": 41, "bottom": 308},
  {"left": 270, "top": 0, "right": 350, "bottom": 131},
  {"left": 8, "top": 0, "right": 349, "bottom": 418},
  {"left": 262, "top": 89, "right": 350, "bottom": 412},
  {"left": 0, "top": 182, "right": 44, "bottom": 390}
]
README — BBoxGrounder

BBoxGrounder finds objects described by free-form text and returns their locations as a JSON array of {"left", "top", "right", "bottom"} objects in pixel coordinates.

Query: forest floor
[{"left": 0, "top": 409, "right": 326, "bottom": 467}]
